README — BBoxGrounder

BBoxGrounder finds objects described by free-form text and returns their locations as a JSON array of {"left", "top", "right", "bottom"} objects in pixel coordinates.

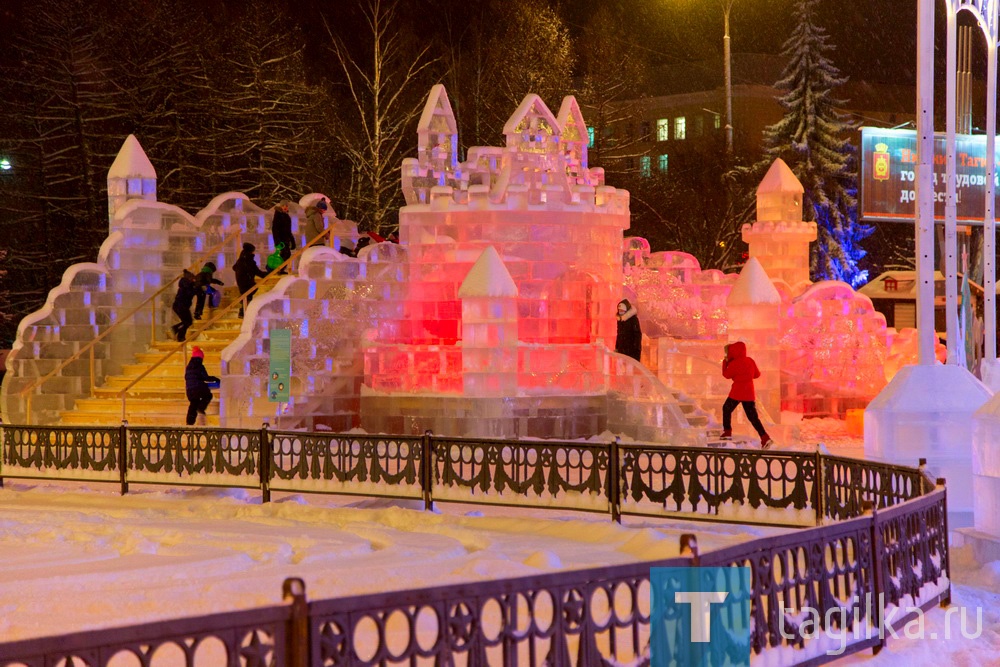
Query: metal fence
[{"left": 0, "top": 423, "right": 949, "bottom": 666}]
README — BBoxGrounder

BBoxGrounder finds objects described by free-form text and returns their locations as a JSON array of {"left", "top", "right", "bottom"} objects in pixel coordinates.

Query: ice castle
[{"left": 1, "top": 85, "right": 694, "bottom": 443}]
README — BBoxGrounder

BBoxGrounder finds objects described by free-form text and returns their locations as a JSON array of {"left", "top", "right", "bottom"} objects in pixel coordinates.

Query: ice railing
[
  {"left": 606, "top": 352, "right": 692, "bottom": 444},
  {"left": 120, "top": 225, "right": 345, "bottom": 424}
]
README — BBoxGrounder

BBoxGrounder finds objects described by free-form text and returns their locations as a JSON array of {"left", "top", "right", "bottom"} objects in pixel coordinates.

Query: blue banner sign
[{"left": 860, "top": 127, "right": 999, "bottom": 224}]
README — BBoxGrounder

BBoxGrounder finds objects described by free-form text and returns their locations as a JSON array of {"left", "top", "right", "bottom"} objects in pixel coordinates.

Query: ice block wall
[{"left": 221, "top": 237, "right": 398, "bottom": 430}]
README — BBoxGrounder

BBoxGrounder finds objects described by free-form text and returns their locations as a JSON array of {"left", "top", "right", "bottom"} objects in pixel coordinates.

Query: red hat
[{"left": 191, "top": 346, "right": 204, "bottom": 359}]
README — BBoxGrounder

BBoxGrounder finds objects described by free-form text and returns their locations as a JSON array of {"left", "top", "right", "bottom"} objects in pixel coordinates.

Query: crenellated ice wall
[{"left": 1, "top": 135, "right": 342, "bottom": 424}]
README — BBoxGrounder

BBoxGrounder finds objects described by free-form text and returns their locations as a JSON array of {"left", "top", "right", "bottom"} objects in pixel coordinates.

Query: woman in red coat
[{"left": 721, "top": 341, "right": 772, "bottom": 448}]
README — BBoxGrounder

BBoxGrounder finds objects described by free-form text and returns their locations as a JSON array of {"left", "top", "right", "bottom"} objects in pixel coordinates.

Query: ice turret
[
  {"left": 727, "top": 257, "right": 781, "bottom": 421},
  {"left": 107, "top": 135, "right": 156, "bottom": 226},
  {"left": 459, "top": 247, "right": 519, "bottom": 397},
  {"left": 741, "top": 158, "right": 816, "bottom": 286},
  {"left": 556, "top": 96, "right": 589, "bottom": 184}
]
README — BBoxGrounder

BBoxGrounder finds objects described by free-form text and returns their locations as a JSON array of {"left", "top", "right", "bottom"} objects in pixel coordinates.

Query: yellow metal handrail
[
  {"left": 118, "top": 226, "right": 337, "bottom": 422},
  {"left": 21, "top": 228, "right": 243, "bottom": 424}
]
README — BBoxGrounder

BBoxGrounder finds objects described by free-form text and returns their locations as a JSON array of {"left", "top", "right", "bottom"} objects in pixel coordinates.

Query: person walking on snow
[
  {"left": 721, "top": 341, "right": 772, "bottom": 448},
  {"left": 185, "top": 346, "right": 220, "bottom": 426},
  {"left": 233, "top": 242, "right": 268, "bottom": 317},
  {"left": 271, "top": 202, "right": 295, "bottom": 272},
  {"left": 304, "top": 198, "right": 328, "bottom": 246},
  {"left": 615, "top": 299, "right": 642, "bottom": 362}
]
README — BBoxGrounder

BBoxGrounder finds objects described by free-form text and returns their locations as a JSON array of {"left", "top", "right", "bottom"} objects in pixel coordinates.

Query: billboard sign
[{"left": 860, "top": 126, "right": 1000, "bottom": 224}]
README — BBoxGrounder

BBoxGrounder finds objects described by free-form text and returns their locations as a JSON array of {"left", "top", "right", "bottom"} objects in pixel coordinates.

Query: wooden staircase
[{"left": 58, "top": 281, "right": 276, "bottom": 427}]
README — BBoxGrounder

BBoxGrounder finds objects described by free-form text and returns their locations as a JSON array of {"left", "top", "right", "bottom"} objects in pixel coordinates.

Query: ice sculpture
[
  {"left": 363, "top": 85, "right": 689, "bottom": 440},
  {"left": 867, "top": 364, "right": 990, "bottom": 524},
  {"left": 624, "top": 159, "right": 889, "bottom": 432},
  {"left": 742, "top": 158, "right": 816, "bottom": 288},
  {"left": 1, "top": 134, "right": 351, "bottom": 425},
  {"left": 974, "top": 396, "right": 1000, "bottom": 536},
  {"left": 779, "top": 282, "right": 889, "bottom": 416}
]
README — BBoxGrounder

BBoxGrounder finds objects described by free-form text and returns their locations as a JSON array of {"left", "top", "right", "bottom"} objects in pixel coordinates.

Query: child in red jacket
[{"left": 721, "top": 341, "right": 772, "bottom": 448}]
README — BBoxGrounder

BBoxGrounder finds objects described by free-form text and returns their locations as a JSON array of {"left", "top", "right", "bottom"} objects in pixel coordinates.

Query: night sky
[{"left": 0, "top": 0, "right": 942, "bottom": 92}]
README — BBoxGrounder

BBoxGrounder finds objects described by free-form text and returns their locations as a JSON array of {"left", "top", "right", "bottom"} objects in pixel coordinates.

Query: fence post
[
  {"left": 865, "top": 500, "right": 884, "bottom": 655},
  {"left": 937, "top": 478, "right": 951, "bottom": 607},
  {"left": 422, "top": 430, "right": 433, "bottom": 511},
  {"left": 680, "top": 533, "right": 699, "bottom": 566},
  {"left": 609, "top": 437, "right": 621, "bottom": 523},
  {"left": 282, "top": 577, "right": 310, "bottom": 667},
  {"left": 260, "top": 422, "right": 271, "bottom": 504},
  {"left": 917, "top": 458, "right": 936, "bottom": 495},
  {"left": 815, "top": 447, "right": 825, "bottom": 525},
  {"left": 119, "top": 420, "right": 129, "bottom": 496}
]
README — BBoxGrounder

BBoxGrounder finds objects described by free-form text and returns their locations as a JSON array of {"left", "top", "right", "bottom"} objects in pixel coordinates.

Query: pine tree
[{"left": 763, "top": 0, "right": 871, "bottom": 286}]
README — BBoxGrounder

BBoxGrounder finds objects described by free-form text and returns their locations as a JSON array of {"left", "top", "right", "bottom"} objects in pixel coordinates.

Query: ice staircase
[{"left": 58, "top": 281, "right": 276, "bottom": 427}]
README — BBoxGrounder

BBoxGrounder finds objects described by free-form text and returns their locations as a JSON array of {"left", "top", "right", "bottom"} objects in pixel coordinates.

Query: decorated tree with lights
[{"left": 763, "top": 0, "right": 871, "bottom": 286}]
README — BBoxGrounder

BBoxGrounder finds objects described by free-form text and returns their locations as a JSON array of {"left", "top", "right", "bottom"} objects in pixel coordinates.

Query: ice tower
[
  {"left": 741, "top": 159, "right": 816, "bottom": 287},
  {"left": 727, "top": 258, "right": 781, "bottom": 421},
  {"left": 107, "top": 134, "right": 157, "bottom": 222},
  {"left": 459, "top": 247, "right": 519, "bottom": 397}
]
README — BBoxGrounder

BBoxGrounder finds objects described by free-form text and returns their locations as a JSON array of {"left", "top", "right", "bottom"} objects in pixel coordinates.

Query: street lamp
[{"left": 722, "top": 0, "right": 734, "bottom": 156}]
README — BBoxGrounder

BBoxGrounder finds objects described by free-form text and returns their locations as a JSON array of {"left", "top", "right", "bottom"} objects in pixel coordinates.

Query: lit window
[
  {"left": 658, "top": 154, "right": 668, "bottom": 173},
  {"left": 640, "top": 156, "right": 651, "bottom": 177},
  {"left": 713, "top": 114, "right": 721, "bottom": 130},
  {"left": 587, "top": 126, "right": 595, "bottom": 148},
  {"left": 657, "top": 118, "right": 670, "bottom": 142},
  {"left": 674, "top": 117, "right": 686, "bottom": 140}
]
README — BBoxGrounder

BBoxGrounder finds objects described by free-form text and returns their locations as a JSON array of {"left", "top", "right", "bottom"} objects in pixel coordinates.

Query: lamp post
[{"left": 722, "top": 0, "right": 735, "bottom": 156}]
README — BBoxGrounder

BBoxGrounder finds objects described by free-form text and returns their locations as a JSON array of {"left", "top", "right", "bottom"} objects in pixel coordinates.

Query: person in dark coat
[
  {"left": 721, "top": 341, "right": 772, "bottom": 448},
  {"left": 233, "top": 242, "right": 268, "bottom": 317},
  {"left": 193, "top": 261, "right": 224, "bottom": 319},
  {"left": 185, "top": 346, "right": 220, "bottom": 426},
  {"left": 615, "top": 299, "right": 642, "bottom": 362},
  {"left": 271, "top": 202, "right": 295, "bottom": 272},
  {"left": 171, "top": 269, "right": 199, "bottom": 342}
]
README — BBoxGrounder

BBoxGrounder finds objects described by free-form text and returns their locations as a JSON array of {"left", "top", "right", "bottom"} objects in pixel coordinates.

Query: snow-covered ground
[
  {"left": 0, "top": 479, "right": 787, "bottom": 643},
  {"left": 0, "top": 419, "right": 997, "bottom": 666}
]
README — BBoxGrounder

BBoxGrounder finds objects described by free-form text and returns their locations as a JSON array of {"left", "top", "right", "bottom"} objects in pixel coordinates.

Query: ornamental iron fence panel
[
  {"left": 268, "top": 430, "right": 425, "bottom": 502},
  {"left": 0, "top": 603, "right": 294, "bottom": 667},
  {"left": 430, "top": 436, "right": 612, "bottom": 514},
  {"left": 0, "top": 489, "right": 951, "bottom": 667},
  {"left": 619, "top": 445, "right": 818, "bottom": 526},
  {"left": 0, "top": 424, "right": 122, "bottom": 484},
  {"left": 127, "top": 426, "right": 262, "bottom": 488}
]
